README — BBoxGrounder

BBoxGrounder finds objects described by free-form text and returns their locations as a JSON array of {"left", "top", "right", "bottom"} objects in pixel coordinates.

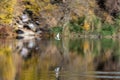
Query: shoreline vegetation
[{"left": 0, "top": 0, "right": 120, "bottom": 39}]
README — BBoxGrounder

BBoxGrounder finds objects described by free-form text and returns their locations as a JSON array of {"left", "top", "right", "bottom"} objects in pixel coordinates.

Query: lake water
[{"left": 0, "top": 37, "right": 120, "bottom": 80}]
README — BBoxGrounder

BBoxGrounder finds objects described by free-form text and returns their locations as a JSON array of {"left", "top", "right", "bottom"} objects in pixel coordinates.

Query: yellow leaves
[
  {"left": 23, "top": 0, "right": 56, "bottom": 18},
  {"left": 0, "top": 13, "right": 12, "bottom": 24},
  {"left": 82, "top": 10, "right": 96, "bottom": 31},
  {"left": 37, "top": 0, "right": 57, "bottom": 11},
  {"left": 44, "top": 4, "right": 56, "bottom": 10},
  {"left": 83, "top": 21, "right": 90, "bottom": 31},
  {"left": 0, "top": 0, "right": 17, "bottom": 24},
  {"left": 0, "top": 47, "right": 15, "bottom": 80},
  {"left": 0, "top": 14, "right": 6, "bottom": 19},
  {"left": 23, "top": 0, "right": 41, "bottom": 15}
]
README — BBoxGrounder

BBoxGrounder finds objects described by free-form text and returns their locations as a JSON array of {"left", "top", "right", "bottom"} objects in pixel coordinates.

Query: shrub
[
  {"left": 50, "top": 26, "right": 63, "bottom": 34},
  {"left": 101, "top": 23, "right": 116, "bottom": 36},
  {"left": 69, "top": 17, "right": 85, "bottom": 33}
]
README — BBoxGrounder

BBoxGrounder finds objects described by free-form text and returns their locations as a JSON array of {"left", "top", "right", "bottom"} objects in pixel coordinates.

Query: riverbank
[
  {"left": 0, "top": 25, "right": 16, "bottom": 38},
  {"left": 0, "top": 27, "right": 120, "bottom": 39},
  {"left": 0, "top": 0, "right": 120, "bottom": 39}
]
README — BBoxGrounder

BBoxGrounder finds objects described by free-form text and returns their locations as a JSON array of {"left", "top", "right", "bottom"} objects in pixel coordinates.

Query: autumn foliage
[{"left": 0, "top": 0, "right": 120, "bottom": 36}]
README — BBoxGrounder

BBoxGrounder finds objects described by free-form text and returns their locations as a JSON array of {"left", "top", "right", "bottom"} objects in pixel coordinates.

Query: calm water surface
[{"left": 0, "top": 38, "right": 120, "bottom": 80}]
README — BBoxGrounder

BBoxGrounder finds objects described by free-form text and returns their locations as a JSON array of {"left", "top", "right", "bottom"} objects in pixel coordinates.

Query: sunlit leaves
[
  {"left": 83, "top": 21, "right": 90, "bottom": 31},
  {"left": 0, "top": 0, "right": 17, "bottom": 24},
  {"left": 23, "top": 0, "right": 40, "bottom": 15}
]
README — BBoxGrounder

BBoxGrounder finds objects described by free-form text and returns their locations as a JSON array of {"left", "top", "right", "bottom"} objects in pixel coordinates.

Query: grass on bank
[{"left": 50, "top": 13, "right": 120, "bottom": 37}]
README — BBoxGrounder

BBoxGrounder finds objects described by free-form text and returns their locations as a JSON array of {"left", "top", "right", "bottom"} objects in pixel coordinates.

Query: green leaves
[
  {"left": 50, "top": 26, "right": 63, "bottom": 33},
  {"left": 69, "top": 17, "right": 85, "bottom": 33},
  {"left": 101, "top": 23, "right": 116, "bottom": 36}
]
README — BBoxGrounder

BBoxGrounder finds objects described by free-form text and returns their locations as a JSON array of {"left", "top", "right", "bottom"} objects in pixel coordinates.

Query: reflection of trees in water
[
  {"left": 94, "top": 42, "right": 120, "bottom": 72},
  {"left": 0, "top": 39, "right": 15, "bottom": 80},
  {"left": 1, "top": 38, "right": 120, "bottom": 80},
  {"left": 69, "top": 38, "right": 120, "bottom": 72},
  {"left": 15, "top": 38, "right": 95, "bottom": 80},
  {"left": 14, "top": 38, "right": 64, "bottom": 80},
  {"left": 93, "top": 39, "right": 120, "bottom": 72}
]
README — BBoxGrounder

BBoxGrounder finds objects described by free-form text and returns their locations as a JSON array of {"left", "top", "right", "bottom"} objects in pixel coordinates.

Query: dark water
[{"left": 0, "top": 37, "right": 120, "bottom": 80}]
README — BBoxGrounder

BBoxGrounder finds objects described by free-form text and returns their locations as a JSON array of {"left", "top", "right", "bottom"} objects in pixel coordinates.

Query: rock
[
  {"left": 28, "top": 23, "right": 36, "bottom": 31},
  {"left": 35, "top": 28, "right": 42, "bottom": 33},
  {"left": 16, "top": 20, "right": 23, "bottom": 24},
  {"left": 16, "top": 19, "right": 24, "bottom": 28},
  {"left": 36, "top": 30, "right": 42, "bottom": 34},
  {"left": 15, "top": 9, "right": 50, "bottom": 37},
  {"left": 23, "top": 24, "right": 31, "bottom": 30},
  {"left": 17, "top": 24, "right": 23, "bottom": 28},
  {"left": 16, "top": 29, "right": 24, "bottom": 34},
  {"left": 18, "top": 36, "right": 35, "bottom": 40},
  {"left": 21, "top": 14, "right": 29, "bottom": 22},
  {"left": 16, "top": 29, "right": 35, "bottom": 36},
  {"left": 35, "top": 21, "right": 40, "bottom": 25}
]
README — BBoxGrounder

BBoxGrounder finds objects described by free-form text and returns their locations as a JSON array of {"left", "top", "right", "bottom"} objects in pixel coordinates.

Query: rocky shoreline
[
  {"left": 13, "top": 9, "right": 51, "bottom": 39},
  {"left": 0, "top": 8, "right": 50, "bottom": 39}
]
